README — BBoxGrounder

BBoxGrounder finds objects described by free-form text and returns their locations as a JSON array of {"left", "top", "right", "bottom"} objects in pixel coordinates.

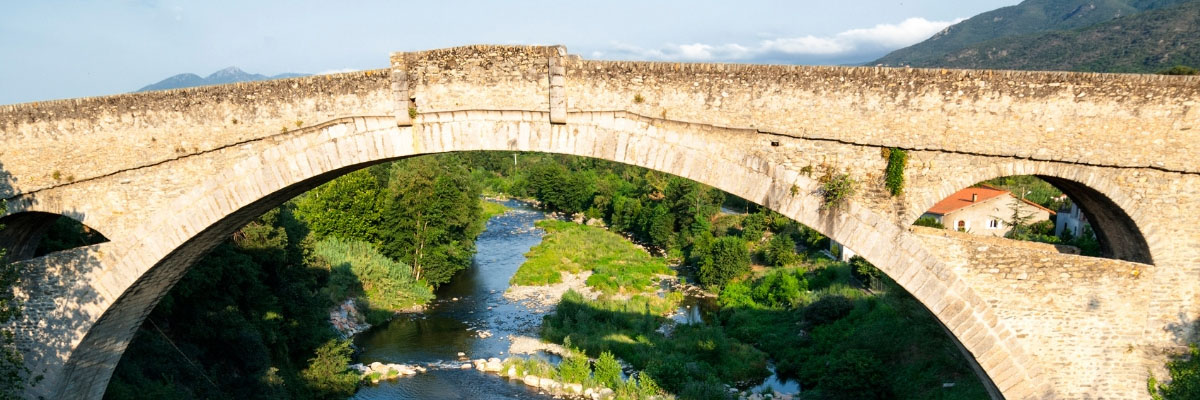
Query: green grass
[
  {"left": 719, "top": 259, "right": 989, "bottom": 399},
  {"left": 542, "top": 290, "right": 764, "bottom": 394},
  {"left": 511, "top": 220, "right": 671, "bottom": 294},
  {"left": 315, "top": 237, "right": 434, "bottom": 313},
  {"left": 479, "top": 199, "right": 509, "bottom": 223}
]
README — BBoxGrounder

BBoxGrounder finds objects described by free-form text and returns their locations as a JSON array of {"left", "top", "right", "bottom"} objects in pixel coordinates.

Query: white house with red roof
[
  {"left": 920, "top": 186, "right": 1055, "bottom": 237},
  {"left": 830, "top": 185, "right": 1057, "bottom": 260}
]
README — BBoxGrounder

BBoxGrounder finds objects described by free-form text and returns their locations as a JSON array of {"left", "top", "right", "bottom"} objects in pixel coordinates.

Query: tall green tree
[
  {"left": 294, "top": 168, "right": 385, "bottom": 244},
  {"left": 696, "top": 236, "right": 751, "bottom": 289},
  {"left": 379, "top": 157, "right": 484, "bottom": 287},
  {"left": 643, "top": 204, "right": 675, "bottom": 251}
]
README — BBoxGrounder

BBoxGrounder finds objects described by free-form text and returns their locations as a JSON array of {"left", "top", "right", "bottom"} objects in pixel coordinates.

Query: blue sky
[{"left": 0, "top": 0, "right": 1019, "bottom": 105}]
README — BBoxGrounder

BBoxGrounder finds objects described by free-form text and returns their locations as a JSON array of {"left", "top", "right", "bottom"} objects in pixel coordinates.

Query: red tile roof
[
  {"left": 926, "top": 185, "right": 1057, "bottom": 216},
  {"left": 927, "top": 187, "right": 1009, "bottom": 215}
]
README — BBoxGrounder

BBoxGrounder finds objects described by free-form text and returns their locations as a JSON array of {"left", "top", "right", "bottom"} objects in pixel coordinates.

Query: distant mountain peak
[
  {"left": 137, "top": 67, "right": 310, "bottom": 92},
  {"left": 207, "top": 66, "right": 247, "bottom": 79}
]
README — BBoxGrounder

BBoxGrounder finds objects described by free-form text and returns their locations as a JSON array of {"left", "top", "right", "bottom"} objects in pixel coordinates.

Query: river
[
  {"left": 351, "top": 199, "right": 797, "bottom": 399},
  {"left": 352, "top": 199, "right": 553, "bottom": 399}
]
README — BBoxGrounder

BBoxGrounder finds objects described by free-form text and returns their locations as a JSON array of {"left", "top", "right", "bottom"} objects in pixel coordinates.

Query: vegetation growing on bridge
[
  {"left": 884, "top": 147, "right": 907, "bottom": 196},
  {"left": 819, "top": 170, "right": 857, "bottom": 210}
]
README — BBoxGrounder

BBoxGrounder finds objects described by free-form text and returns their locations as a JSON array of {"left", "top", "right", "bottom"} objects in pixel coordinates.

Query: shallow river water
[
  {"left": 352, "top": 199, "right": 553, "bottom": 399},
  {"left": 351, "top": 199, "right": 798, "bottom": 399}
]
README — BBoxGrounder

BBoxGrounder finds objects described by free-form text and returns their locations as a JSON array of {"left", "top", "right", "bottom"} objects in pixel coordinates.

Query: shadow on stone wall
[{"left": 0, "top": 156, "right": 108, "bottom": 397}]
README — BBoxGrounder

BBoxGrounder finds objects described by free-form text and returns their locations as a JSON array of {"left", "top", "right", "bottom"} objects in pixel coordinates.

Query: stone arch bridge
[{"left": 1, "top": 45, "right": 1198, "bottom": 399}]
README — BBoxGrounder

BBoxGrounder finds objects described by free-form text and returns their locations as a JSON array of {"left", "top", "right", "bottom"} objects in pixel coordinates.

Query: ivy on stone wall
[{"left": 884, "top": 148, "right": 907, "bottom": 196}]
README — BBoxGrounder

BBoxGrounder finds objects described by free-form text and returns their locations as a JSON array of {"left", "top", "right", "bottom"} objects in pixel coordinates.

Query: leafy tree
[
  {"left": 741, "top": 212, "right": 767, "bottom": 242},
  {"left": 109, "top": 207, "right": 341, "bottom": 399},
  {"left": 763, "top": 234, "right": 798, "bottom": 267},
  {"left": 594, "top": 351, "right": 622, "bottom": 389},
  {"left": 525, "top": 160, "right": 595, "bottom": 214},
  {"left": 697, "top": 237, "right": 750, "bottom": 289},
  {"left": 610, "top": 195, "right": 642, "bottom": 233},
  {"left": 849, "top": 255, "right": 884, "bottom": 289},
  {"left": 1000, "top": 196, "right": 1038, "bottom": 240},
  {"left": 379, "top": 157, "right": 484, "bottom": 287},
  {"left": 34, "top": 215, "right": 107, "bottom": 256},
  {"left": 635, "top": 372, "right": 663, "bottom": 398},
  {"left": 1067, "top": 226, "right": 1102, "bottom": 257},
  {"left": 643, "top": 204, "right": 675, "bottom": 251},
  {"left": 557, "top": 339, "right": 592, "bottom": 384},
  {"left": 300, "top": 339, "right": 359, "bottom": 399},
  {"left": 294, "top": 169, "right": 385, "bottom": 244}
]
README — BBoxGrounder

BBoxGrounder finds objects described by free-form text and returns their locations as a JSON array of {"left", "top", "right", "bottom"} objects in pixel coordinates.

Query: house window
[
  {"left": 957, "top": 220, "right": 966, "bottom": 231},
  {"left": 988, "top": 219, "right": 1000, "bottom": 229}
]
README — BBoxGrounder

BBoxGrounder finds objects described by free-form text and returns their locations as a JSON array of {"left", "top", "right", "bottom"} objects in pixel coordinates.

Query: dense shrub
[
  {"left": 557, "top": 343, "right": 592, "bottom": 384},
  {"left": 696, "top": 237, "right": 751, "bottom": 289},
  {"left": 300, "top": 339, "right": 360, "bottom": 399},
  {"left": 913, "top": 216, "right": 945, "bottom": 229},
  {"left": 594, "top": 351, "right": 623, "bottom": 389},
  {"left": 741, "top": 212, "right": 767, "bottom": 242},
  {"left": 803, "top": 296, "right": 855, "bottom": 325},
  {"left": 762, "top": 234, "right": 799, "bottom": 267},
  {"left": 816, "top": 349, "right": 892, "bottom": 400}
]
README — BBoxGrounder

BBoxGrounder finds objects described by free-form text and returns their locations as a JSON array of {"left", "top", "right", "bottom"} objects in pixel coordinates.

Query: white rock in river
[
  {"left": 538, "top": 377, "right": 561, "bottom": 391},
  {"left": 523, "top": 374, "right": 540, "bottom": 387},
  {"left": 460, "top": 363, "right": 472, "bottom": 369},
  {"left": 564, "top": 383, "right": 583, "bottom": 394}
]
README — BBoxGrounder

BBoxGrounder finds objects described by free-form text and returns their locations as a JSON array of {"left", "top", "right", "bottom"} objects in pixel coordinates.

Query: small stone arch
[
  {"left": 50, "top": 112, "right": 1045, "bottom": 399},
  {"left": 0, "top": 211, "right": 109, "bottom": 262},
  {"left": 910, "top": 160, "right": 1154, "bottom": 264}
]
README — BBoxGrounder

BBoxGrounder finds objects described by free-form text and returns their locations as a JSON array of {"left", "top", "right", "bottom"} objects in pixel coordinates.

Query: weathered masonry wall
[
  {"left": 1, "top": 45, "right": 1198, "bottom": 400},
  {"left": 565, "top": 59, "right": 1200, "bottom": 173},
  {"left": 914, "top": 227, "right": 1159, "bottom": 399},
  {"left": 0, "top": 71, "right": 392, "bottom": 197}
]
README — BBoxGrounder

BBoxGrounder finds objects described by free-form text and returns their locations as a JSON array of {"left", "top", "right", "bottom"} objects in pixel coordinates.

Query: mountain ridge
[
  {"left": 872, "top": 0, "right": 1197, "bottom": 70},
  {"left": 137, "top": 67, "right": 308, "bottom": 92}
]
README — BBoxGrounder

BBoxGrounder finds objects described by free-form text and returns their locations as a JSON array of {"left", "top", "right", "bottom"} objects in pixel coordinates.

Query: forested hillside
[{"left": 873, "top": 0, "right": 1200, "bottom": 72}]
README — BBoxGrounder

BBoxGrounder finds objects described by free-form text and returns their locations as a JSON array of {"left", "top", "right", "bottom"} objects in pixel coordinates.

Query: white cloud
[{"left": 601, "top": 17, "right": 964, "bottom": 63}]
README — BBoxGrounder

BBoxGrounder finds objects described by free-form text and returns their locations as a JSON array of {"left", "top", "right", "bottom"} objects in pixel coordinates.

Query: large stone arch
[
  {"left": 906, "top": 159, "right": 1155, "bottom": 264},
  {"left": 45, "top": 111, "right": 1047, "bottom": 399}
]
